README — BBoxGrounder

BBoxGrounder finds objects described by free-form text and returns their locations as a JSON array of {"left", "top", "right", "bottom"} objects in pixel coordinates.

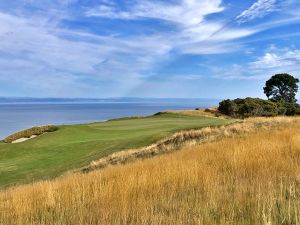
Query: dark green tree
[{"left": 263, "top": 73, "right": 299, "bottom": 103}]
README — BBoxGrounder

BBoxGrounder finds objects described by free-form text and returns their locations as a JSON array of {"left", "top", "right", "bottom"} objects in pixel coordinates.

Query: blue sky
[{"left": 0, "top": 0, "right": 299, "bottom": 99}]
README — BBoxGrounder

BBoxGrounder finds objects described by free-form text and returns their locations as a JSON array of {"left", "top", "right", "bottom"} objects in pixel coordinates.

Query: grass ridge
[
  {"left": 77, "top": 117, "right": 295, "bottom": 174},
  {"left": 3, "top": 125, "right": 58, "bottom": 143}
]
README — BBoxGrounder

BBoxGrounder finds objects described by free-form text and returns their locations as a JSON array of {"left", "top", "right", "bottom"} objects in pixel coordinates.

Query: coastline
[
  {"left": 2, "top": 109, "right": 220, "bottom": 143},
  {"left": 0, "top": 101, "right": 211, "bottom": 139}
]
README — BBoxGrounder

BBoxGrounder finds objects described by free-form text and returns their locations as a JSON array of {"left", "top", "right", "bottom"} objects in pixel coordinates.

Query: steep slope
[{"left": 0, "top": 117, "right": 299, "bottom": 225}]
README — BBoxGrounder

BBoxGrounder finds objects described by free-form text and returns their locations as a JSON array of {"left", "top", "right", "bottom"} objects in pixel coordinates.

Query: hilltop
[
  {"left": 0, "top": 111, "right": 229, "bottom": 188},
  {"left": 1, "top": 116, "right": 299, "bottom": 225}
]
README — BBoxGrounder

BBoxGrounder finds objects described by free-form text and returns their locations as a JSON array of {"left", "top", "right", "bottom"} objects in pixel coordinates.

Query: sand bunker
[{"left": 12, "top": 135, "right": 37, "bottom": 143}]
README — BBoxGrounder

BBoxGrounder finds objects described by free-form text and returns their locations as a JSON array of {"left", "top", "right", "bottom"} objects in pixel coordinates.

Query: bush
[
  {"left": 295, "top": 104, "right": 300, "bottom": 115},
  {"left": 218, "top": 98, "right": 283, "bottom": 118},
  {"left": 218, "top": 99, "right": 239, "bottom": 117},
  {"left": 279, "top": 102, "right": 296, "bottom": 116},
  {"left": 218, "top": 98, "right": 300, "bottom": 118},
  {"left": 3, "top": 125, "right": 58, "bottom": 143},
  {"left": 275, "top": 101, "right": 300, "bottom": 116}
]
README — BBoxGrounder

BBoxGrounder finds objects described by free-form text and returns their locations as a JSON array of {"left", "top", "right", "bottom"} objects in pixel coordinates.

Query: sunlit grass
[
  {"left": 0, "top": 113, "right": 228, "bottom": 188},
  {"left": 0, "top": 117, "right": 299, "bottom": 225}
]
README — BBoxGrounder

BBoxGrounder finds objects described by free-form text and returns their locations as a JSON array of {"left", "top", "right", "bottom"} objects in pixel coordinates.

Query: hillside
[
  {"left": 0, "top": 112, "right": 229, "bottom": 188},
  {"left": 0, "top": 117, "right": 299, "bottom": 224}
]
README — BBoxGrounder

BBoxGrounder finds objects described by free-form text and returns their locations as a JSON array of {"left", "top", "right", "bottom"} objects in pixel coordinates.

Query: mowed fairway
[{"left": 0, "top": 113, "right": 229, "bottom": 188}]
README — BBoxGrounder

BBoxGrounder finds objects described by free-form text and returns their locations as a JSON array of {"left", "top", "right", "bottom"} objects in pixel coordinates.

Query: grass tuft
[{"left": 3, "top": 126, "right": 58, "bottom": 143}]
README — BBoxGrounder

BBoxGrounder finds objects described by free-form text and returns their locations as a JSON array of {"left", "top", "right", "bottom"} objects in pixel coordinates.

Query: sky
[{"left": 0, "top": 0, "right": 300, "bottom": 99}]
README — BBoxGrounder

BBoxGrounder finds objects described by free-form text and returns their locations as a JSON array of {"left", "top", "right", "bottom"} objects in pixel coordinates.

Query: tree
[{"left": 263, "top": 73, "right": 299, "bottom": 103}]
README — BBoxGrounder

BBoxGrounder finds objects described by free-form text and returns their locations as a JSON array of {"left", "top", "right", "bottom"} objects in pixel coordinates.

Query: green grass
[{"left": 0, "top": 113, "right": 230, "bottom": 188}]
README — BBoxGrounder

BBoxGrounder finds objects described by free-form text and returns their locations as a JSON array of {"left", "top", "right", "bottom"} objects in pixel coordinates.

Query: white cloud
[
  {"left": 86, "top": 5, "right": 133, "bottom": 20},
  {"left": 211, "top": 48, "right": 300, "bottom": 81},
  {"left": 237, "top": 0, "right": 277, "bottom": 23},
  {"left": 250, "top": 49, "right": 300, "bottom": 69},
  {"left": 86, "top": 0, "right": 224, "bottom": 27},
  {"left": 209, "top": 28, "right": 256, "bottom": 41},
  {"left": 1, "top": 0, "right": 299, "bottom": 97},
  {"left": 0, "top": 0, "right": 259, "bottom": 88},
  {"left": 0, "top": 0, "right": 266, "bottom": 98},
  {"left": 86, "top": 0, "right": 259, "bottom": 55},
  {"left": 179, "top": 42, "right": 242, "bottom": 55},
  {"left": 0, "top": 11, "right": 173, "bottom": 96}
]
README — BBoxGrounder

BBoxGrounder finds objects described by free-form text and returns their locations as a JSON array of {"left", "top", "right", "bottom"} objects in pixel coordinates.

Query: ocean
[{"left": 0, "top": 99, "right": 219, "bottom": 139}]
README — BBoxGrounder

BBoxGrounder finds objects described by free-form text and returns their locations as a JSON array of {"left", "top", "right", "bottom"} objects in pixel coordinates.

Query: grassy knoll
[
  {"left": 0, "top": 117, "right": 299, "bottom": 225},
  {"left": 0, "top": 112, "right": 229, "bottom": 188}
]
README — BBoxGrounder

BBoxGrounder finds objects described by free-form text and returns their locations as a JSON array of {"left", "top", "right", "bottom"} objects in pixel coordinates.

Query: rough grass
[
  {"left": 166, "top": 108, "right": 224, "bottom": 118},
  {"left": 0, "top": 117, "right": 299, "bottom": 225},
  {"left": 78, "top": 116, "right": 294, "bottom": 173},
  {"left": 2, "top": 126, "right": 58, "bottom": 143},
  {"left": 0, "top": 113, "right": 228, "bottom": 188}
]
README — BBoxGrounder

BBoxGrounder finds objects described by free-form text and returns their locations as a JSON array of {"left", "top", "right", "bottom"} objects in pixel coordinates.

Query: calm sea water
[{"left": 0, "top": 100, "right": 218, "bottom": 139}]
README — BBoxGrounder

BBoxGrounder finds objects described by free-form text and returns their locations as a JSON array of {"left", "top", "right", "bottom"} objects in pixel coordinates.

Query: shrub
[
  {"left": 218, "top": 98, "right": 280, "bottom": 118},
  {"left": 295, "top": 104, "right": 300, "bottom": 115},
  {"left": 3, "top": 125, "right": 58, "bottom": 143},
  {"left": 218, "top": 99, "right": 239, "bottom": 117},
  {"left": 277, "top": 106, "right": 287, "bottom": 115},
  {"left": 218, "top": 98, "right": 300, "bottom": 118},
  {"left": 280, "top": 102, "right": 296, "bottom": 116},
  {"left": 275, "top": 100, "right": 300, "bottom": 116},
  {"left": 153, "top": 112, "right": 169, "bottom": 116}
]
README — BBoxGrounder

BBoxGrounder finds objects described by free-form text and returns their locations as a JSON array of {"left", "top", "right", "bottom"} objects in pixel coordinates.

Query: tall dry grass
[
  {"left": 0, "top": 117, "right": 300, "bottom": 225},
  {"left": 79, "top": 116, "right": 296, "bottom": 173}
]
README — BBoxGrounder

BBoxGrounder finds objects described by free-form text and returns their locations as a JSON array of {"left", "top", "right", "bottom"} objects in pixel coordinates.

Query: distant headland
[{"left": 0, "top": 97, "right": 221, "bottom": 104}]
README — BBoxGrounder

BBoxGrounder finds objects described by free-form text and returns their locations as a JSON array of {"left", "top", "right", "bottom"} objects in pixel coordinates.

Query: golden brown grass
[
  {"left": 0, "top": 117, "right": 300, "bottom": 225},
  {"left": 78, "top": 116, "right": 293, "bottom": 173},
  {"left": 167, "top": 108, "right": 223, "bottom": 118}
]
